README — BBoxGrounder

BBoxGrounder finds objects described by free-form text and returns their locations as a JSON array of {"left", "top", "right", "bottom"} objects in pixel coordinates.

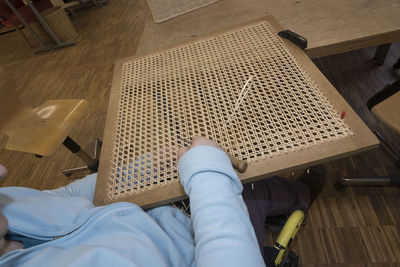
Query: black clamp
[{"left": 278, "top": 30, "right": 307, "bottom": 50}]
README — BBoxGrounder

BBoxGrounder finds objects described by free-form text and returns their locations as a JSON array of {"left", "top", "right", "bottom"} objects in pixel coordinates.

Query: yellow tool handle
[
  {"left": 274, "top": 210, "right": 305, "bottom": 266},
  {"left": 228, "top": 153, "right": 248, "bottom": 173}
]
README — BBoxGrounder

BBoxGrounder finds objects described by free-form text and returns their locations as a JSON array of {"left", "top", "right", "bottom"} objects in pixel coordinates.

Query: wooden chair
[
  {"left": 0, "top": 68, "right": 101, "bottom": 177},
  {"left": 336, "top": 79, "right": 400, "bottom": 191}
]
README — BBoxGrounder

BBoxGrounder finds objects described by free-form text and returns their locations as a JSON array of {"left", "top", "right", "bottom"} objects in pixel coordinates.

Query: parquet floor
[
  {"left": 284, "top": 44, "right": 400, "bottom": 266},
  {"left": 0, "top": 1, "right": 399, "bottom": 265}
]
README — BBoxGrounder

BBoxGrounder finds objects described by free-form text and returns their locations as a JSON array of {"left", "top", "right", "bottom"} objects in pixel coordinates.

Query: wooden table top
[{"left": 136, "top": 0, "right": 400, "bottom": 58}]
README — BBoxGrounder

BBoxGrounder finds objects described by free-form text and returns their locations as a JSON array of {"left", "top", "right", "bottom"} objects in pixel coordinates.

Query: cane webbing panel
[
  {"left": 103, "top": 20, "right": 353, "bottom": 202},
  {"left": 147, "top": 0, "right": 219, "bottom": 23}
]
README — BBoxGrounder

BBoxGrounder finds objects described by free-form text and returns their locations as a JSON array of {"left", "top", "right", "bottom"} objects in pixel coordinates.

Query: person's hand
[
  {"left": 0, "top": 165, "right": 7, "bottom": 179},
  {"left": 0, "top": 212, "right": 23, "bottom": 256},
  {"left": 178, "top": 136, "right": 223, "bottom": 159}
]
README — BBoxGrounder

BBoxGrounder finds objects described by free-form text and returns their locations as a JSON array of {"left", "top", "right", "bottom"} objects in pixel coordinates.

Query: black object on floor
[
  {"left": 264, "top": 246, "right": 299, "bottom": 267},
  {"left": 296, "top": 166, "right": 327, "bottom": 205}
]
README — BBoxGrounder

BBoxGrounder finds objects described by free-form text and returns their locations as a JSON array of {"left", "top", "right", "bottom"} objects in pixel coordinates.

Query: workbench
[{"left": 136, "top": 0, "right": 400, "bottom": 58}]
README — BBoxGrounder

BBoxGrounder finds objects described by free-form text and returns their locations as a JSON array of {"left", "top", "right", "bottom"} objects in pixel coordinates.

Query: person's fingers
[
  {"left": 191, "top": 136, "right": 222, "bottom": 151},
  {"left": 191, "top": 136, "right": 204, "bottom": 144},
  {"left": 178, "top": 136, "right": 224, "bottom": 159},
  {"left": 0, "top": 165, "right": 7, "bottom": 179},
  {"left": 0, "top": 213, "right": 9, "bottom": 238},
  {"left": 178, "top": 146, "right": 190, "bottom": 159}
]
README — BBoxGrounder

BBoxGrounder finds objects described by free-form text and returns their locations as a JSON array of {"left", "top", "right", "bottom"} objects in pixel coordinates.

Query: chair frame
[{"left": 335, "top": 79, "right": 400, "bottom": 192}]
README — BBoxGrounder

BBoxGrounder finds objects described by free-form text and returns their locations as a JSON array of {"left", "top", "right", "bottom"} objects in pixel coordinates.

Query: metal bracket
[{"left": 278, "top": 30, "right": 307, "bottom": 50}]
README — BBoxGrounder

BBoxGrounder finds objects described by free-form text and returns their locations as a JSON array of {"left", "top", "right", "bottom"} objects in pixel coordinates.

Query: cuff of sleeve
[{"left": 178, "top": 146, "right": 242, "bottom": 194}]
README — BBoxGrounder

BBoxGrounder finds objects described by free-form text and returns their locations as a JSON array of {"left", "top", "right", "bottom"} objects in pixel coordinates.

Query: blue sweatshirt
[{"left": 0, "top": 146, "right": 264, "bottom": 266}]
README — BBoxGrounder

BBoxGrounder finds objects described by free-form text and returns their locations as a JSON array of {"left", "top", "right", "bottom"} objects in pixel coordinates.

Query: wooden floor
[
  {"left": 0, "top": 1, "right": 399, "bottom": 265},
  {"left": 286, "top": 44, "right": 400, "bottom": 266}
]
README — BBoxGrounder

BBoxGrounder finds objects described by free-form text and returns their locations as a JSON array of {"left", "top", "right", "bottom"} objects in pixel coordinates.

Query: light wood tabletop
[{"left": 136, "top": 0, "right": 400, "bottom": 58}]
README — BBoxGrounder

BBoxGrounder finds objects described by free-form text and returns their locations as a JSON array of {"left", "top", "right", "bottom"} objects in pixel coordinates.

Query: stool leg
[
  {"left": 93, "top": 138, "right": 102, "bottom": 161},
  {"left": 335, "top": 176, "right": 400, "bottom": 192},
  {"left": 62, "top": 137, "right": 102, "bottom": 177},
  {"left": 374, "top": 131, "right": 400, "bottom": 169}
]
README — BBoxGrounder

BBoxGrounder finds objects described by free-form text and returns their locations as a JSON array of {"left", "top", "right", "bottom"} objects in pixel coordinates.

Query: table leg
[{"left": 374, "top": 43, "right": 392, "bottom": 65}]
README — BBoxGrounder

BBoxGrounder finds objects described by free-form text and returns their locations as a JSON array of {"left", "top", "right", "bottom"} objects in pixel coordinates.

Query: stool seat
[
  {"left": 2, "top": 99, "right": 88, "bottom": 157},
  {"left": 335, "top": 79, "right": 400, "bottom": 192},
  {"left": 371, "top": 91, "right": 400, "bottom": 134}
]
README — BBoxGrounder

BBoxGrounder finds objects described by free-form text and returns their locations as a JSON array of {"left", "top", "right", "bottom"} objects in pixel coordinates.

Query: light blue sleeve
[
  {"left": 43, "top": 173, "right": 97, "bottom": 202},
  {"left": 178, "top": 146, "right": 264, "bottom": 267}
]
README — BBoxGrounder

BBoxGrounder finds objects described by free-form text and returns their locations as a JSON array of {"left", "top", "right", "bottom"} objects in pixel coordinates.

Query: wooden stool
[
  {"left": 0, "top": 68, "right": 100, "bottom": 177},
  {"left": 336, "top": 80, "right": 400, "bottom": 191}
]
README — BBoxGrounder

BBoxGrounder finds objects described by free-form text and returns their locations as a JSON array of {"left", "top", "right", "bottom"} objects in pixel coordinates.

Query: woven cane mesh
[
  {"left": 107, "top": 21, "right": 352, "bottom": 200},
  {"left": 147, "top": 0, "right": 219, "bottom": 23}
]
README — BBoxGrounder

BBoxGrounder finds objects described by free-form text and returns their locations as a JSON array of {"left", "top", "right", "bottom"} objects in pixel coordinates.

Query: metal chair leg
[
  {"left": 62, "top": 137, "right": 102, "bottom": 177},
  {"left": 335, "top": 176, "right": 400, "bottom": 192}
]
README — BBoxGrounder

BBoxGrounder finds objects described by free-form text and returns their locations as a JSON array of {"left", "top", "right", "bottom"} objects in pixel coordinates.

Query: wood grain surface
[{"left": 136, "top": 0, "right": 400, "bottom": 58}]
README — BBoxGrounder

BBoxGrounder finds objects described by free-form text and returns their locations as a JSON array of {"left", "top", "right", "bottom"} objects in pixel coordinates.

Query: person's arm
[
  {"left": 42, "top": 173, "right": 97, "bottom": 201},
  {"left": 178, "top": 138, "right": 264, "bottom": 267}
]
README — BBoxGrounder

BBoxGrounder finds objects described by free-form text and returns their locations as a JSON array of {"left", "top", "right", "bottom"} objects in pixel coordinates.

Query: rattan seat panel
[{"left": 100, "top": 20, "right": 353, "bottom": 203}]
